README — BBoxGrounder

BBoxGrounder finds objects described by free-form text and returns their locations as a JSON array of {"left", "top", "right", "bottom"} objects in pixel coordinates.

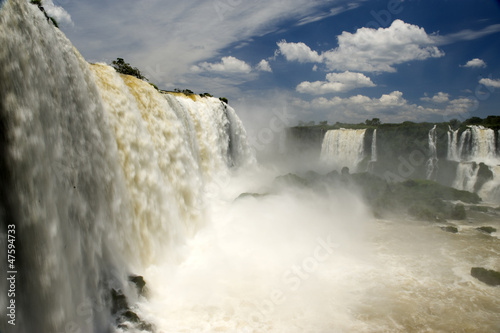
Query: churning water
[{"left": 1, "top": 1, "right": 499, "bottom": 332}]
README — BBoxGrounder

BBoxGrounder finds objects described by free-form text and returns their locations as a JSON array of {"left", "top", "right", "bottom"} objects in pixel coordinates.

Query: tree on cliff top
[{"left": 111, "top": 58, "right": 147, "bottom": 81}]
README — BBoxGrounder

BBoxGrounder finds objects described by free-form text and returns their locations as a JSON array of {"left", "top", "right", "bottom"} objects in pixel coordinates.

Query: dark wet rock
[
  {"left": 236, "top": 192, "right": 269, "bottom": 200},
  {"left": 451, "top": 204, "right": 466, "bottom": 220},
  {"left": 476, "top": 226, "right": 497, "bottom": 234},
  {"left": 123, "top": 310, "right": 141, "bottom": 323},
  {"left": 440, "top": 226, "right": 458, "bottom": 233},
  {"left": 111, "top": 289, "right": 128, "bottom": 315},
  {"left": 471, "top": 267, "right": 500, "bottom": 286},
  {"left": 129, "top": 275, "right": 147, "bottom": 296},
  {"left": 474, "top": 163, "right": 494, "bottom": 192},
  {"left": 470, "top": 205, "right": 489, "bottom": 212}
]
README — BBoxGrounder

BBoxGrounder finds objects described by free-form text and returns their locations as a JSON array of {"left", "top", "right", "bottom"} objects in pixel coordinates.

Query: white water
[
  {"left": 452, "top": 163, "right": 480, "bottom": 192},
  {"left": 320, "top": 129, "right": 366, "bottom": 172},
  {"left": 0, "top": 1, "right": 253, "bottom": 331},
  {"left": 478, "top": 165, "right": 500, "bottom": 204},
  {"left": 470, "top": 125, "right": 497, "bottom": 163},
  {"left": 367, "top": 129, "right": 377, "bottom": 172},
  {"left": 447, "top": 126, "right": 459, "bottom": 161},
  {"left": 370, "top": 129, "right": 377, "bottom": 163},
  {"left": 447, "top": 126, "right": 500, "bottom": 196},
  {"left": 2, "top": 1, "right": 500, "bottom": 333},
  {"left": 426, "top": 125, "right": 438, "bottom": 180}
]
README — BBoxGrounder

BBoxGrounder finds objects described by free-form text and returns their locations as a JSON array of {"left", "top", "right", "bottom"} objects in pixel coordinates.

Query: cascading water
[
  {"left": 371, "top": 129, "right": 377, "bottom": 163},
  {"left": 447, "top": 126, "right": 459, "bottom": 161},
  {"left": 320, "top": 129, "right": 366, "bottom": 172},
  {"left": 447, "top": 125, "right": 499, "bottom": 198},
  {"left": 367, "top": 129, "right": 377, "bottom": 172},
  {"left": 3, "top": 1, "right": 500, "bottom": 333},
  {"left": 425, "top": 125, "right": 438, "bottom": 180},
  {"left": 469, "top": 125, "right": 497, "bottom": 163},
  {"left": 0, "top": 1, "right": 253, "bottom": 331},
  {"left": 457, "top": 128, "right": 471, "bottom": 161},
  {"left": 452, "top": 163, "right": 480, "bottom": 192}
]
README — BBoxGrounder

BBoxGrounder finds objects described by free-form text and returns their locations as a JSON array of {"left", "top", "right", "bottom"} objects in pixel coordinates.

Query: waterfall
[
  {"left": 478, "top": 165, "right": 500, "bottom": 204},
  {"left": 447, "top": 126, "right": 459, "bottom": 161},
  {"left": 0, "top": 1, "right": 254, "bottom": 331},
  {"left": 469, "top": 125, "right": 497, "bottom": 163},
  {"left": 371, "top": 129, "right": 377, "bottom": 162},
  {"left": 457, "top": 128, "right": 471, "bottom": 161},
  {"left": 426, "top": 125, "right": 438, "bottom": 180},
  {"left": 448, "top": 126, "right": 497, "bottom": 163},
  {"left": 320, "top": 129, "right": 366, "bottom": 172},
  {"left": 452, "top": 163, "right": 480, "bottom": 192},
  {"left": 367, "top": 129, "right": 377, "bottom": 172},
  {"left": 447, "top": 126, "right": 499, "bottom": 195}
]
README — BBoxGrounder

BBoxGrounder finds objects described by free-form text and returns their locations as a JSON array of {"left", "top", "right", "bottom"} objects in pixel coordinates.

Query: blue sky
[{"left": 44, "top": 0, "right": 500, "bottom": 125}]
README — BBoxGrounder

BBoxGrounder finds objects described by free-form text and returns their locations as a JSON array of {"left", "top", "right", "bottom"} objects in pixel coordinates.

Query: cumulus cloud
[
  {"left": 278, "top": 20, "right": 444, "bottom": 72},
  {"left": 479, "top": 78, "right": 500, "bottom": 88},
  {"left": 62, "top": 0, "right": 363, "bottom": 90},
  {"left": 191, "top": 56, "right": 252, "bottom": 74},
  {"left": 277, "top": 40, "right": 323, "bottom": 63},
  {"left": 292, "top": 91, "right": 476, "bottom": 123},
  {"left": 297, "top": 71, "right": 375, "bottom": 94},
  {"left": 421, "top": 92, "right": 450, "bottom": 103},
  {"left": 462, "top": 58, "right": 487, "bottom": 68},
  {"left": 256, "top": 59, "right": 272, "bottom": 72},
  {"left": 42, "top": 0, "right": 73, "bottom": 26}
]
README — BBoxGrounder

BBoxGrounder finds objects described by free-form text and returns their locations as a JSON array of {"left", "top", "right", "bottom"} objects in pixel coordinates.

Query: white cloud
[
  {"left": 256, "top": 59, "right": 272, "bottom": 72},
  {"left": 421, "top": 92, "right": 450, "bottom": 103},
  {"left": 435, "top": 24, "right": 500, "bottom": 45},
  {"left": 277, "top": 20, "right": 444, "bottom": 72},
  {"left": 191, "top": 56, "right": 252, "bottom": 74},
  {"left": 462, "top": 58, "right": 487, "bottom": 68},
  {"left": 277, "top": 40, "right": 323, "bottom": 63},
  {"left": 479, "top": 78, "right": 500, "bottom": 88},
  {"left": 42, "top": 0, "right": 73, "bottom": 26},
  {"left": 324, "top": 20, "right": 444, "bottom": 72},
  {"left": 61, "top": 0, "right": 360, "bottom": 90},
  {"left": 292, "top": 91, "right": 475, "bottom": 123},
  {"left": 297, "top": 71, "right": 375, "bottom": 94},
  {"left": 296, "top": 3, "right": 362, "bottom": 26}
]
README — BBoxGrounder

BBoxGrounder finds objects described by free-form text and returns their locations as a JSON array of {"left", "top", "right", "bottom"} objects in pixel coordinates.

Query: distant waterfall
[
  {"left": 447, "top": 127, "right": 459, "bottom": 161},
  {"left": 478, "top": 165, "right": 500, "bottom": 203},
  {"left": 457, "top": 129, "right": 471, "bottom": 161},
  {"left": 470, "top": 125, "right": 497, "bottom": 162},
  {"left": 0, "top": 1, "right": 254, "bottom": 331},
  {"left": 448, "top": 125, "right": 497, "bottom": 163},
  {"left": 426, "top": 125, "right": 438, "bottom": 180},
  {"left": 367, "top": 129, "right": 377, "bottom": 172},
  {"left": 320, "top": 129, "right": 366, "bottom": 172},
  {"left": 447, "top": 125, "right": 499, "bottom": 197},
  {"left": 452, "top": 163, "right": 480, "bottom": 192}
]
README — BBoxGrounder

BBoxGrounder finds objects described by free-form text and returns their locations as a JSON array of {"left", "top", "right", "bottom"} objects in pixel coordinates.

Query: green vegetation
[
  {"left": 463, "top": 115, "right": 500, "bottom": 128},
  {"left": 219, "top": 97, "right": 228, "bottom": 104},
  {"left": 174, "top": 88, "right": 194, "bottom": 94},
  {"left": 110, "top": 58, "right": 161, "bottom": 91},
  {"left": 365, "top": 118, "right": 381, "bottom": 126},
  {"left": 111, "top": 58, "right": 148, "bottom": 81}
]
